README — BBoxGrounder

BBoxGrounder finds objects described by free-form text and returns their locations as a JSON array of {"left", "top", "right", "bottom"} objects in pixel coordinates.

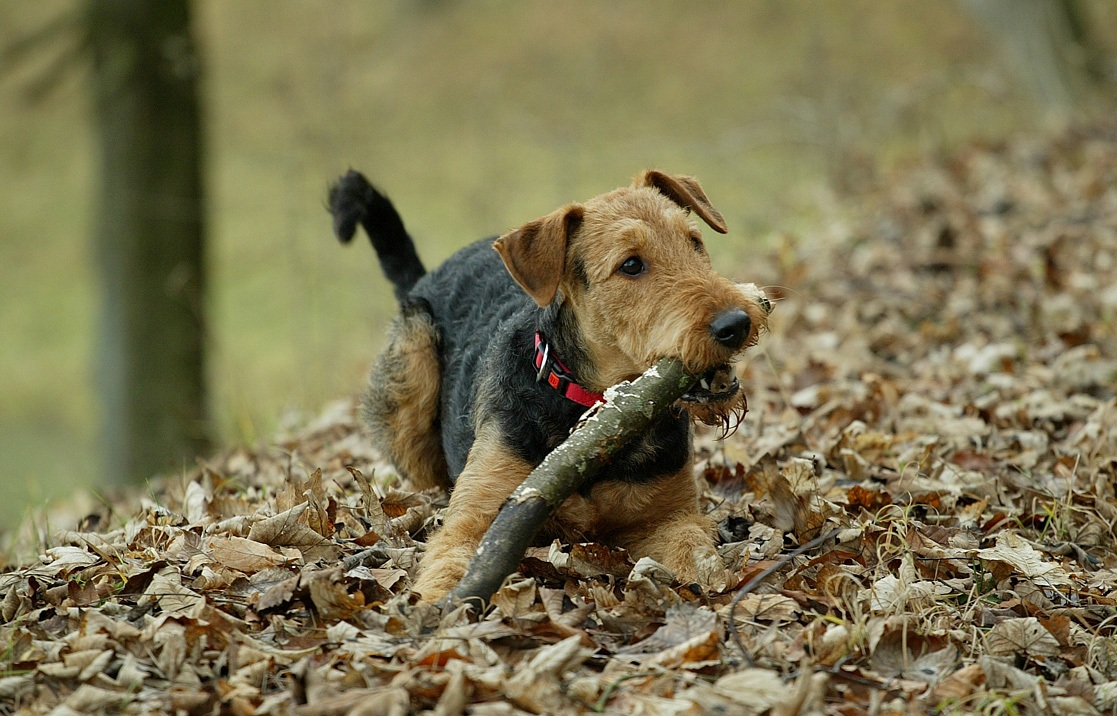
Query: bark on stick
[{"left": 448, "top": 358, "right": 697, "bottom": 605}]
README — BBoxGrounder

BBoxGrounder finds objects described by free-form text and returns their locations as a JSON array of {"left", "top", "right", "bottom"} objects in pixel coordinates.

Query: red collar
[{"left": 533, "top": 333, "right": 604, "bottom": 408}]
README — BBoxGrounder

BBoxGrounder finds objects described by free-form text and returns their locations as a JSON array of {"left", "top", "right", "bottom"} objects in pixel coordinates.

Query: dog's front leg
[
  {"left": 621, "top": 510, "right": 719, "bottom": 584},
  {"left": 413, "top": 424, "right": 534, "bottom": 603},
  {"left": 597, "top": 470, "right": 720, "bottom": 586}
]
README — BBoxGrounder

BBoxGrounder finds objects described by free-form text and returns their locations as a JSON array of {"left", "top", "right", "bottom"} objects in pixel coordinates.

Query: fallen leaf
[
  {"left": 985, "top": 617, "right": 1061, "bottom": 659},
  {"left": 711, "top": 668, "right": 787, "bottom": 710},
  {"left": 207, "top": 535, "right": 286, "bottom": 573},
  {"left": 976, "top": 532, "right": 1072, "bottom": 587},
  {"left": 248, "top": 502, "right": 341, "bottom": 563}
]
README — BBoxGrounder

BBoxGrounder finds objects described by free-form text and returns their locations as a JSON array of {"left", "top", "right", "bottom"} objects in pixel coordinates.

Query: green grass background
[{"left": 1, "top": 0, "right": 1111, "bottom": 527}]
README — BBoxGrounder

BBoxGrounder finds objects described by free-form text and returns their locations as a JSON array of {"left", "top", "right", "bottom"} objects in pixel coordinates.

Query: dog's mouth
[
  {"left": 680, "top": 364, "right": 740, "bottom": 404},
  {"left": 678, "top": 363, "right": 747, "bottom": 435}
]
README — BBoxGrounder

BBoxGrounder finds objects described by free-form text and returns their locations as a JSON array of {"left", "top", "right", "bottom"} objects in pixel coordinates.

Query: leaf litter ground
[{"left": 4, "top": 124, "right": 1117, "bottom": 715}]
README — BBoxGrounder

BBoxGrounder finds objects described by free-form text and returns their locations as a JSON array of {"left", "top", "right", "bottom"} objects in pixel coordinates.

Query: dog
[{"left": 330, "top": 170, "right": 769, "bottom": 602}]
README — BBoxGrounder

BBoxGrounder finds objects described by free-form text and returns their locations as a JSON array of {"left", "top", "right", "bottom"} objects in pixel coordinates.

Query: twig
[{"left": 727, "top": 527, "right": 841, "bottom": 664}]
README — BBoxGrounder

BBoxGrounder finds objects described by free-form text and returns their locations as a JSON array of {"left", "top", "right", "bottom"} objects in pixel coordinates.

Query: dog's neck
[
  {"left": 535, "top": 302, "right": 602, "bottom": 405},
  {"left": 533, "top": 333, "right": 603, "bottom": 407}
]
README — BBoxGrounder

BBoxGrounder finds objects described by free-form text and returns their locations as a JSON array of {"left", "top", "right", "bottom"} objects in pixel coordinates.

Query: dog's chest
[
  {"left": 580, "top": 410, "right": 692, "bottom": 487},
  {"left": 481, "top": 342, "right": 695, "bottom": 487}
]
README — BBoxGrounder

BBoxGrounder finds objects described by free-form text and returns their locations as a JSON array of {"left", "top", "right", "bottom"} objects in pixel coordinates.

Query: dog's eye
[{"left": 618, "top": 256, "right": 646, "bottom": 276}]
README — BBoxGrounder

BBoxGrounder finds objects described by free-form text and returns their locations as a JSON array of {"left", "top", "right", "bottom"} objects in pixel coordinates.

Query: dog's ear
[
  {"left": 635, "top": 170, "right": 728, "bottom": 234},
  {"left": 494, "top": 204, "right": 584, "bottom": 306}
]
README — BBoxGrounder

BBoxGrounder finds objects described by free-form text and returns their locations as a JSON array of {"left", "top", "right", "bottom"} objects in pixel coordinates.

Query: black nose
[{"left": 709, "top": 309, "right": 751, "bottom": 349}]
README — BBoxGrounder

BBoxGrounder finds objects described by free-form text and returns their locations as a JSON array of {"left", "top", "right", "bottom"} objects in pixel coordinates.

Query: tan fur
[
  {"left": 412, "top": 424, "right": 534, "bottom": 600},
  {"left": 552, "top": 456, "right": 716, "bottom": 581},
  {"left": 552, "top": 183, "right": 768, "bottom": 390},
  {"left": 404, "top": 171, "right": 769, "bottom": 602},
  {"left": 493, "top": 205, "right": 584, "bottom": 307},
  {"left": 635, "top": 170, "right": 728, "bottom": 233},
  {"left": 361, "top": 310, "right": 449, "bottom": 491}
]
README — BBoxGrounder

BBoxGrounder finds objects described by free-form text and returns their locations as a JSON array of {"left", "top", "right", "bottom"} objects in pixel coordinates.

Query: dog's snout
[{"left": 709, "top": 309, "right": 751, "bottom": 349}]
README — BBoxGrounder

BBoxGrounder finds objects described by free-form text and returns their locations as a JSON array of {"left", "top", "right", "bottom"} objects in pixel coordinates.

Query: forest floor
[{"left": 3, "top": 123, "right": 1117, "bottom": 715}]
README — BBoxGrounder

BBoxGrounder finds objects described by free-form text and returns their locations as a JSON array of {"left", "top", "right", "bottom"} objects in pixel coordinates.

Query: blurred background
[{"left": 1, "top": 0, "right": 1114, "bottom": 528}]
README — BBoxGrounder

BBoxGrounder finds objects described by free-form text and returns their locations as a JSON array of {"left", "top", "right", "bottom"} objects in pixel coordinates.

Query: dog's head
[{"left": 494, "top": 170, "right": 770, "bottom": 428}]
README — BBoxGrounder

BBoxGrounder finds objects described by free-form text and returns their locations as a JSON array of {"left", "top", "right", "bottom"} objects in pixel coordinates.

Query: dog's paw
[
  {"left": 412, "top": 574, "right": 455, "bottom": 604},
  {"left": 412, "top": 555, "right": 471, "bottom": 603}
]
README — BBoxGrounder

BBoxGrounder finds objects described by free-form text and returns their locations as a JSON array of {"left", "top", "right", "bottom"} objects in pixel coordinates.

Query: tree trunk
[
  {"left": 960, "top": 0, "right": 1108, "bottom": 114},
  {"left": 89, "top": 0, "right": 210, "bottom": 484}
]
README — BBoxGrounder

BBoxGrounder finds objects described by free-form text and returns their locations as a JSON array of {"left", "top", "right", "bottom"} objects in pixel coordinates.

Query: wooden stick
[{"left": 447, "top": 358, "right": 698, "bottom": 605}]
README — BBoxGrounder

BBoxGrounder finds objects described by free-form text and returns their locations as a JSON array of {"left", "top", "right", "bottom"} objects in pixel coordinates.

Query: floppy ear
[
  {"left": 635, "top": 170, "right": 728, "bottom": 234},
  {"left": 493, "top": 204, "right": 584, "bottom": 306}
]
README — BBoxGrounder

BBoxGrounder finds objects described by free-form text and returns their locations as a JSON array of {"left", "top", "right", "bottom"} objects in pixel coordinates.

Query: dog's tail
[{"left": 329, "top": 170, "right": 426, "bottom": 302}]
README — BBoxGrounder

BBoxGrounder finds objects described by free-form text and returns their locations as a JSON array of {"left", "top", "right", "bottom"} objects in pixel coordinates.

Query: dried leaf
[
  {"left": 976, "top": 532, "right": 1072, "bottom": 587},
  {"left": 207, "top": 535, "right": 286, "bottom": 573},
  {"left": 248, "top": 502, "right": 341, "bottom": 563},
  {"left": 346, "top": 566, "right": 408, "bottom": 591},
  {"left": 985, "top": 617, "right": 1061, "bottom": 659},
  {"left": 491, "top": 577, "right": 538, "bottom": 619},
  {"left": 504, "top": 636, "right": 591, "bottom": 712},
  {"left": 723, "top": 593, "right": 801, "bottom": 624},
  {"left": 306, "top": 571, "right": 365, "bottom": 621},
  {"left": 42, "top": 545, "right": 100, "bottom": 573},
  {"left": 140, "top": 567, "right": 205, "bottom": 618},
  {"left": 712, "top": 669, "right": 788, "bottom": 710},
  {"left": 182, "top": 480, "right": 209, "bottom": 524}
]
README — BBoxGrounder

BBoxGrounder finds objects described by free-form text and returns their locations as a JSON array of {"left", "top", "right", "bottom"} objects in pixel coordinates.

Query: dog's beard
[{"left": 677, "top": 364, "right": 747, "bottom": 438}]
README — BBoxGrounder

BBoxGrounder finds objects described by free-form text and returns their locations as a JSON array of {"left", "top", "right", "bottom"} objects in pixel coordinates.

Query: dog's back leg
[{"left": 361, "top": 301, "right": 450, "bottom": 491}]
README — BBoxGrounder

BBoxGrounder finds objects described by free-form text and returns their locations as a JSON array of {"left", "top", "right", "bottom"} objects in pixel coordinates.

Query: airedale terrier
[{"left": 330, "top": 170, "right": 769, "bottom": 601}]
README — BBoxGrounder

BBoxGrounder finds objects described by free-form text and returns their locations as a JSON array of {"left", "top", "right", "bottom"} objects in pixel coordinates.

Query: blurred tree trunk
[
  {"left": 89, "top": 0, "right": 210, "bottom": 484},
  {"left": 961, "top": 0, "right": 1109, "bottom": 114}
]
